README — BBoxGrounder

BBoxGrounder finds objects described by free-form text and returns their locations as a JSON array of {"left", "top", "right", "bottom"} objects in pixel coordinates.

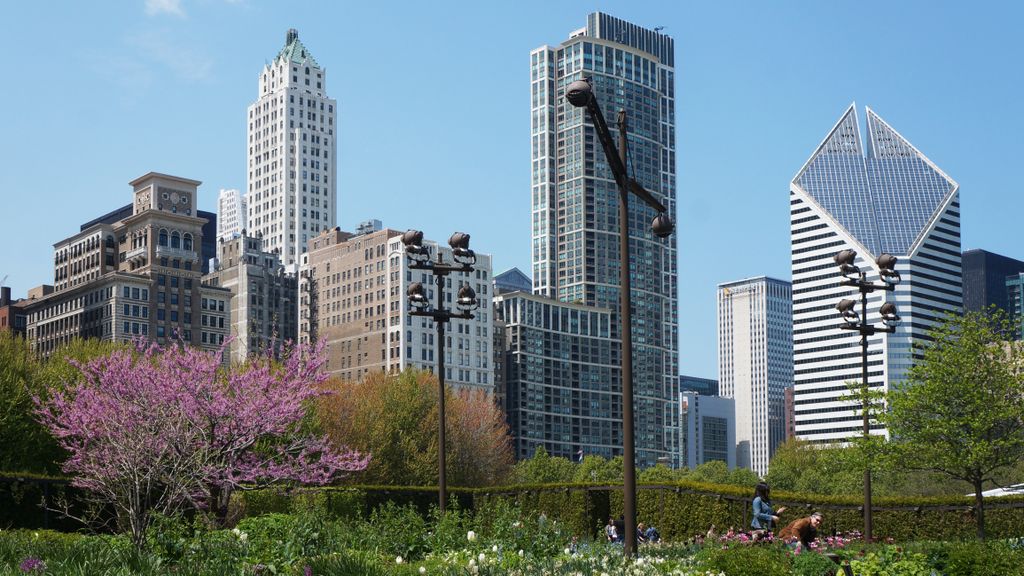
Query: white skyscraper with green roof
[{"left": 246, "top": 29, "right": 337, "bottom": 271}]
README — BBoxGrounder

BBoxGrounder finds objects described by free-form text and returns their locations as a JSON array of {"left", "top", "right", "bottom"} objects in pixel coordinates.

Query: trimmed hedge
[
  {"left": 0, "top": 474, "right": 90, "bottom": 532},
  {"left": 237, "top": 481, "right": 1024, "bottom": 542},
  {"left": 6, "top": 472, "right": 1023, "bottom": 542}
]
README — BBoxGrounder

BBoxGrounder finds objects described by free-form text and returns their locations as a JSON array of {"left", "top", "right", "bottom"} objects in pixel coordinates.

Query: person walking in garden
[
  {"left": 750, "top": 481, "right": 786, "bottom": 539},
  {"left": 779, "top": 511, "right": 823, "bottom": 550},
  {"left": 605, "top": 517, "right": 619, "bottom": 542}
]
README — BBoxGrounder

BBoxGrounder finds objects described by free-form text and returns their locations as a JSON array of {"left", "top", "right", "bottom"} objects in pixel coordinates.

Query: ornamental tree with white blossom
[{"left": 34, "top": 340, "right": 368, "bottom": 547}]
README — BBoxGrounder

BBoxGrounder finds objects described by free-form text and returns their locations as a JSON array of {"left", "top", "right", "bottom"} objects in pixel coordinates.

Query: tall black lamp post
[
  {"left": 833, "top": 249, "right": 901, "bottom": 542},
  {"left": 565, "top": 77, "right": 674, "bottom": 557},
  {"left": 401, "top": 229, "right": 479, "bottom": 514}
]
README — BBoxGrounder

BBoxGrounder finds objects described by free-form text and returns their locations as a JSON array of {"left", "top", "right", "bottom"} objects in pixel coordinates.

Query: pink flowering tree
[{"left": 34, "top": 339, "right": 368, "bottom": 547}]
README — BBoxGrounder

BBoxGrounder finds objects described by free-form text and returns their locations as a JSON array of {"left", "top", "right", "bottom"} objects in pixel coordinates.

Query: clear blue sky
[{"left": 2, "top": 1, "right": 1022, "bottom": 379}]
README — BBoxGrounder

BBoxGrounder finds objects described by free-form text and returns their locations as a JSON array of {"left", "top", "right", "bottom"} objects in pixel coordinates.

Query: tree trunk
[
  {"left": 209, "top": 484, "right": 230, "bottom": 527},
  {"left": 973, "top": 478, "right": 986, "bottom": 540}
]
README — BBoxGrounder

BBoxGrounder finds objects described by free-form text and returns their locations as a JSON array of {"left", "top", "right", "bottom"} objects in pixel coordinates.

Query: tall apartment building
[
  {"left": 679, "top": 392, "right": 736, "bottom": 470},
  {"left": 203, "top": 234, "right": 298, "bottom": 363},
  {"left": 217, "top": 189, "right": 247, "bottom": 241},
  {"left": 790, "top": 105, "right": 961, "bottom": 444},
  {"left": 299, "top": 226, "right": 493, "bottom": 391},
  {"left": 717, "top": 277, "right": 792, "bottom": 475},
  {"left": 24, "top": 173, "right": 231, "bottom": 357},
  {"left": 246, "top": 29, "right": 337, "bottom": 271},
  {"left": 494, "top": 290, "right": 621, "bottom": 461},
  {"left": 532, "top": 12, "right": 678, "bottom": 467}
]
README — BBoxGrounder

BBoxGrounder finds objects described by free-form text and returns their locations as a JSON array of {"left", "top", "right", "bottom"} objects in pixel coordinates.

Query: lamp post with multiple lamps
[
  {"left": 400, "top": 229, "right": 479, "bottom": 514},
  {"left": 833, "top": 249, "right": 901, "bottom": 542},
  {"left": 565, "top": 77, "right": 674, "bottom": 557}
]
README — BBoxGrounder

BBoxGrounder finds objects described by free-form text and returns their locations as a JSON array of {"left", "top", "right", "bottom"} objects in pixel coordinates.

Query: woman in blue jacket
[{"left": 750, "top": 481, "right": 786, "bottom": 537}]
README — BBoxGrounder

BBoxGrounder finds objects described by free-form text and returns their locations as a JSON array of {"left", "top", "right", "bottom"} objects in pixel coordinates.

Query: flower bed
[{"left": 0, "top": 506, "right": 1021, "bottom": 575}]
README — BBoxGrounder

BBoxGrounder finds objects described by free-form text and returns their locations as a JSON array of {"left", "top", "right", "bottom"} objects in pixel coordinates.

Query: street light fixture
[
  {"left": 834, "top": 249, "right": 901, "bottom": 542},
  {"left": 565, "top": 77, "right": 674, "bottom": 557},
  {"left": 401, "top": 230, "right": 479, "bottom": 514}
]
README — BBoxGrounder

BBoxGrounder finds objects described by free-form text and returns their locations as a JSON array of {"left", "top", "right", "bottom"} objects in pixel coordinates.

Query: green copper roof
[{"left": 275, "top": 29, "right": 319, "bottom": 68}]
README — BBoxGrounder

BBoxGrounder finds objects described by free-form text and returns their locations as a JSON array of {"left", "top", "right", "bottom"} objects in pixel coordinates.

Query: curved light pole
[
  {"left": 566, "top": 77, "right": 674, "bottom": 557},
  {"left": 402, "top": 230, "right": 479, "bottom": 514},
  {"left": 834, "top": 249, "right": 901, "bottom": 541}
]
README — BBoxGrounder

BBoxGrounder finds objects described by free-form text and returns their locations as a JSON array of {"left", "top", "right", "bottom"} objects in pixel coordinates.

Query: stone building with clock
[{"left": 24, "top": 172, "right": 231, "bottom": 357}]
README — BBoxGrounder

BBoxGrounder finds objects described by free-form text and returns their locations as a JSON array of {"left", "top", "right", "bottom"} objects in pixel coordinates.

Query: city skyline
[{"left": 2, "top": 1, "right": 1023, "bottom": 379}]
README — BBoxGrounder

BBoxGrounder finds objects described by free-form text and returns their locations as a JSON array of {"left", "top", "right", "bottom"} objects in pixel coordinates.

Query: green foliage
[
  {"left": 766, "top": 438, "right": 968, "bottom": 498},
  {"left": 847, "top": 547, "right": 931, "bottom": 576},
  {"left": 886, "top": 309, "right": 1024, "bottom": 538},
  {"left": 304, "top": 549, "right": 388, "bottom": 576},
  {"left": 791, "top": 550, "right": 842, "bottom": 576},
  {"left": 688, "top": 460, "right": 730, "bottom": 485},
  {"left": 2, "top": 513, "right": 1024, "bottom": 575},
  {"left": 637, "top": 463, "right": 676, "bottom": 483},
  {"left": 0, "top": 335, "right": 60, "bottom": 475},
  {"left": 0, "top": 334, "right": 129, "bottom": 477},
  {"left": 692, "top": 542, "right": 792, "bottom": 576},
  {"left": 358, "top": 501, "right": 429, "bottom": 559},
  {"left": 508, "top": 446, "right": 577, "bottom": 484},
  {"left": 907, "top": 540, "right": 1024, "bottom": 576}
]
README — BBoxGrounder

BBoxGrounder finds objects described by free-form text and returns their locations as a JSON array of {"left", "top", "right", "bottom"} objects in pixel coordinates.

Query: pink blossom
[{"left": 34, "top": 339, "right": 369, "bottom": 545}]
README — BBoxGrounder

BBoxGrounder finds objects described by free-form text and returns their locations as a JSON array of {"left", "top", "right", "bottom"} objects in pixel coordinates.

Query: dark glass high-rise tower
[{"left": 530, "top": 13, "right": 678, "bottom": 466}]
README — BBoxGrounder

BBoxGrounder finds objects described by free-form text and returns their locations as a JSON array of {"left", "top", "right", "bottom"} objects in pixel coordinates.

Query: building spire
[{"left": 286, "top": 28, "right": 298, "bottom": 45}]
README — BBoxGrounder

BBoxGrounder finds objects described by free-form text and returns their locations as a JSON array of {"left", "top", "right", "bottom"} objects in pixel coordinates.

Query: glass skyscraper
[
  {"left": 790, "top": 105, "right": 961, "bottom": 444},
  {"left": 531, "top": 13, "right": 678, "bottom": 466}
]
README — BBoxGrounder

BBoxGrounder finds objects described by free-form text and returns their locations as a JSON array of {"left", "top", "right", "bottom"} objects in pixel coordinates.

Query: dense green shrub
[
  {"left": 791, "top": 550, "right": 842, "bottom": 576},
  {"left": 356, "top": 501, "right": 429, "bottom": 560},
  {"left": 692, "top": 542, "right": 793, "bottom": 576},
  {"left": 907, "top": 540, "right": 1024, "bottom": 576},
  {"left": 846, "top": 546, "right": 931, "bottom": 576}
]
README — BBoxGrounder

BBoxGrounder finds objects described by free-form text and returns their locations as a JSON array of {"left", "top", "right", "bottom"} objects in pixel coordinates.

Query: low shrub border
[
  {"left": 236, "top": 481, "right": 1024, "bottom": 542},
  {"left": 5, "top": 471, "right": 1022, "bottom": 541}
]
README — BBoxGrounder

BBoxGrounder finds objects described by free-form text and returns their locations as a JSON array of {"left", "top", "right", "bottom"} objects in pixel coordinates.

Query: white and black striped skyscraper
[{"left": 790, "top": 105, "right": 961, "bottom": 444}]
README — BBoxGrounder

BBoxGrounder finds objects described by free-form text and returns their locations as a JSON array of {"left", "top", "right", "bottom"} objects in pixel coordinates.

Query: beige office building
[
  {"left": 299, "top": 225, "right": 494, "bottom": 391},
  {"left": 203, "top": 233, "right": 298, "bottom": 364},
  {"left": 25, "top": 173, "right": 230, "bottom": 357}
]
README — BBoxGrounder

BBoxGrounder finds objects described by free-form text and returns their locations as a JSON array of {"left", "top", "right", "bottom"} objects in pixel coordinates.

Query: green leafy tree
[
  {"left": 885, "top": 309, "right": 1024, "bottom": 539},
  {"left": 638, "top": 462, "right": 678, "bottom": 483},
  {"left": 509, "top": 446, "right": 576, "bottom": 484},
  {"left": 689, "top": 460, "right": 730, "bottom": 485},
  {"left": 0, "top": 331, "right": 46, "bottom": 472},
  {"left": 0, "top": 335, "right": 124, "bottom": 474},
  {"left": 727, "top": 466, "right": 761, "bottom": 487}
]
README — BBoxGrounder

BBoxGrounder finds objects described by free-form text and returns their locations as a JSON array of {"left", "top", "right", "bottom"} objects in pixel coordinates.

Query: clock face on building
[
  {"left": 170, "top": 192, "right": 180, "bottom": 204},
  {"left": 138, "top": 191, "right": 151, "bottom": 208}
]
